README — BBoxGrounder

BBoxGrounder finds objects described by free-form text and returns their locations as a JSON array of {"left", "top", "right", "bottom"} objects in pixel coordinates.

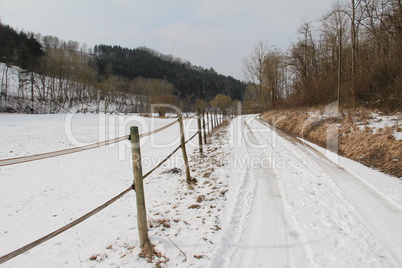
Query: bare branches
[{"left": 243, "top": 0, "right": 401, "bottom": 109}]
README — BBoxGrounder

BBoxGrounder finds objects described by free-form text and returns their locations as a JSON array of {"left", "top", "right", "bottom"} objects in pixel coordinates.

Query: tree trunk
[{"left": 351, "top": 0, "right": 356, "bottom": 104}]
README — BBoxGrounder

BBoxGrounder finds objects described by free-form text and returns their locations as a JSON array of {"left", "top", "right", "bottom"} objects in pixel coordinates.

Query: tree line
[
  {"left": 0, "top": 20, "right": 245, "bottom": 114},
  {"left": 244, "top": 0, "right": 401, "bottom": 111},
  {"left": 93, "top": 45, "right": 245, "bottom": 101}
]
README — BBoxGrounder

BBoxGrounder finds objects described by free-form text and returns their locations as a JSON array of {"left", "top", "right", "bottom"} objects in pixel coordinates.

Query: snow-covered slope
[{"left": 0, "top": 63, "right": 137, "bottom": 114}]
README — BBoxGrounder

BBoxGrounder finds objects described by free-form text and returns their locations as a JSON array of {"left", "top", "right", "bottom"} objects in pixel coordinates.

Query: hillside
[
  {"left": 261, "top": 107, "right": 402, "bottom": 178},
  {"left": 0, "top": 22, "right": 245, "bottom": 114},
  {"left": 93, "top": 45, "right": 245, "bottom": 101}
]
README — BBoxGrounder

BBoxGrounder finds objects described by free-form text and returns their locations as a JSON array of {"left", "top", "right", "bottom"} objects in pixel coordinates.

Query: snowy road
[{"left": 218, "top": 115, "right": 402, "bottom": 267}]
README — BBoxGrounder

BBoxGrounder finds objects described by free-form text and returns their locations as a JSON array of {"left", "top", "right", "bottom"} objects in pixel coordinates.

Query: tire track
[
  {"left": 249, "top": 116, "right": 402, "bottom": 266},
  {"left": 228, "top": 116, "right": 315, "bottom": 267}
]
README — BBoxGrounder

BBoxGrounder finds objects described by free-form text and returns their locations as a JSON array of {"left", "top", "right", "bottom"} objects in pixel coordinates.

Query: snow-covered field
[
  {"left": 1, "top": 113, "right": 402, "bottom": 267},
  {"left": 0, "top": 113, "right": 201, "bottom": 266}
]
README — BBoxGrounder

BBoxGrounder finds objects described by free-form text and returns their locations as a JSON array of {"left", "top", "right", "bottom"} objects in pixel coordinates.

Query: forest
[
  {"left": 0, "top": 21, "right": 245, "bottom": 114},
  {"left": 243, "top": 0, "right": 401, "bottom": 112}
]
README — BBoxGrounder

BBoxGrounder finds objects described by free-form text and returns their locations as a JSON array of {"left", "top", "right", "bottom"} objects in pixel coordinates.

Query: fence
[{"left": 0, "top": 109, "right": 231, "bottom": 264}]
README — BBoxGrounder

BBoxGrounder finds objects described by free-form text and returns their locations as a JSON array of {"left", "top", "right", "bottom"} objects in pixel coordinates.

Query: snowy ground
[{"left": 1, "top": 113, "right": 402, "bottom": 267}]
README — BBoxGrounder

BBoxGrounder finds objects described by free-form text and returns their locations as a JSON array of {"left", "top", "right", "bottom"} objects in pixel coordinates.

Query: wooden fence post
[
  {"left": 197, "top": 109, "right": 204, "bottom": 155},
  {"left": 178, "top": 115, "right": 192, "bottom": 184},
  {"left": 210, "top": 112, "right": 214, "bottom": 130},
  {"left": 130, "top": 126, "right": 150, "bottom": 249},
  {"left": 206, "top": 112, "right": 210, "bottom": 134},
  {"left": 202, "top": 109, "right": 207, "bottom": 144}
]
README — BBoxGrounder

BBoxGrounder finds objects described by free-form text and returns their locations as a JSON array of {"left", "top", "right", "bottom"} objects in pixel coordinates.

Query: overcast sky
[{"left": 0, "top": 0, "right": 334, "bottom": 80}]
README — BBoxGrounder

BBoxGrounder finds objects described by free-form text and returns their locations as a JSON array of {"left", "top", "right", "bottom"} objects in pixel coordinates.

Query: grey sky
[{"left": 0, "top": 0, "right": 334, "bottom": 80}]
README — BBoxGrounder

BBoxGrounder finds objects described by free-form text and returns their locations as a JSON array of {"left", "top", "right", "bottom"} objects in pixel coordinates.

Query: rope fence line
[
  {"left": 142, "top": 132, "right": 198, "bottom": 179},
  {"left": 186, "top": 132, "right": 199, "bottom": 145},
  {"left": 139, "top": 119, "right": 178, "bottom": 139},
  {"left": 0, "top": 130, "right": 199, "bottom": 264},
  {"left": 0, "top": 120, "right": 178, "bottom": 167},
  {"left": 0, "top": 186, "right": 133, "bottom": 264},
  {"left": 0, "top": 111, "right": 231, "bottom": 264},
  {"left": 0, "top": 136, "right": 128, "bottom": 167}
]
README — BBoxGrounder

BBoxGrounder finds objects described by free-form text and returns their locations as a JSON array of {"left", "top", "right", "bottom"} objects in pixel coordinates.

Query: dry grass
[
  {"left": 162, "top": 167, "right": 182, "bottom": 175},
  {"left": 196, "top": 195, "right": 206, "bottom": 203},
  {"left": 149, "top": 218, "right": 171, "bottom": 229},
  {"left": 261, "top": 107, "right": 402, "bottom": 178},
  {"left": 138, "top": 242, "right": 169, "bottom": 265},
  {"left": 341, "top": 129, "right": 401, "bottom": 176}
]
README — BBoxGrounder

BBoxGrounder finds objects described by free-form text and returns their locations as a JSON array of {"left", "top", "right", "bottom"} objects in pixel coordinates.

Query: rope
[
  {"left": 0, "top": 186, "right": 133, "bottom": 264},
  {"left": 0, "top": 120, "right": 178, "bottom": 167},
  {"left": 143, "top": 132, "right": 197, "bottom": 179},
  {"left": 186, "top": 132, "right": 198, "bottom": 144},
  {"left": 0, "top": 135, "right": 128, "bottom": 167},
  {"left": 143, "top": 145, "right": 181, "bottom": 179},
  {"left": 139, "top": 119, "right": 178, "bottom": 138}
]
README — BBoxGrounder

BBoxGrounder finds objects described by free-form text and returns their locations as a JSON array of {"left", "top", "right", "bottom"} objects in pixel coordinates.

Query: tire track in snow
[
  {"left": 257, "top": 116, "right": 402, "bottom": 214},
  {"left": 219, "top": 116, "right": 316, "bottom": 267},
  {"left": 236, "top": 116, "right": 315, "bottom": 267},
  {"left": 250, "top": 116, "right": 402, "bottom": 266},
  {"left": 209, "top": 117, "right": 257, "bottom": 267}
]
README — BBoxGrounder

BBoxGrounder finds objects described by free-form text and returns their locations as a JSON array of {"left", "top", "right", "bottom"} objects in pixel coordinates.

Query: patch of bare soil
[{"left": 261, "top": 107, "right": 402, "bottom": 178}]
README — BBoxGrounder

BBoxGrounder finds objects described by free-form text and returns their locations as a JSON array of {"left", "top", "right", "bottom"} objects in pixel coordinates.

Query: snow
[
  {"left": 368, "top": 113, "right": 402, "bottom": 140},
  {"left": 1, "top": 113, "right": 402, "bottom": 267},
  {"left": 307, "top": 107, "right": 402, "bottom": 140},
  {"left": 0, "top": 113, "right": 199, "bottom": 266}
]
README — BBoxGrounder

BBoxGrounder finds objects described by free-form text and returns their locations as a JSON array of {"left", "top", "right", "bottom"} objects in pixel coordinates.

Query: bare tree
[
  {"left": 243, "top": 41, "right": 270, "bottom": 108},
  {"left": 289, "top": 21, "right": 320, "bottom": 105},
  {"left": 210, "top": 94, "right": 232, "bottom": 115},
  {"left": 322, "top": 2, "right": 350, "bottom": 105},
  {"left": 263, "top": 46, "right": 285, "bottom": 109}
]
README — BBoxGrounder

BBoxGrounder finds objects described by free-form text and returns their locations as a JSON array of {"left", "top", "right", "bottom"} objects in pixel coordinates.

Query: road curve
[{"left": 226, "top": 115, "right": 402, "bottom": 267}]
